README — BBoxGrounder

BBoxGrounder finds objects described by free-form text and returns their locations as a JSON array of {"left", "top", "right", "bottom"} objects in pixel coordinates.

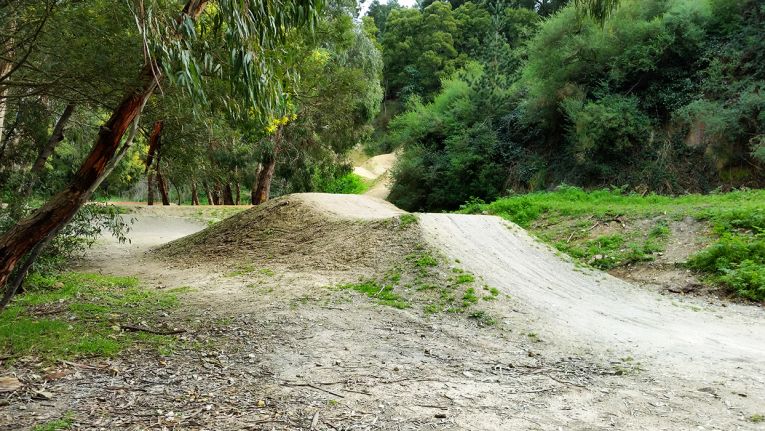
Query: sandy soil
[{"left": 4, "top": 195, "right": 765, "bottom": 430}]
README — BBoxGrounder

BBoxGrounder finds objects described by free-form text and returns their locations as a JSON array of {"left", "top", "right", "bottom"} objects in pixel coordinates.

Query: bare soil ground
[{"left": 3, "top": 194, "right": 765, "bottom": 430}]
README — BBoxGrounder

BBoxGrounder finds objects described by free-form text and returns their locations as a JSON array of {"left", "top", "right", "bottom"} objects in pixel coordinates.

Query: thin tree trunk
[
  {"left": 30, "top": 104, "right": 76, "bottom": 177},
  {"left": 213, "top": 182, "right": 223, "bottom": 205},
  {"left": 235, "top": 182, "right": 241, "bottom": 205},
  {"left": 156, "top": 163, "right": 170, "bottom": 206},
  {"left": 147, "top": 172, "right": 155, "bottom": 206},
  {"left": 251, "top": 163, "right": 262, "bottom": 205},
  {"left": 253, "top": 134, "right": 281, "bottom": 205},
  {"left": 10, "top": 103, "right": 77, "bottom": 218},
  {"left": 203, "top": 181, "right": 215, "bottom": 205},
  {"left": 0, "top": 26, "right": 14, "bottom": 145},
  {"left": 223, "top": 183, "right": 234, "bottom": 205},
  {"left": 191, "top": 181, "right": 199, "bottom": 205}
]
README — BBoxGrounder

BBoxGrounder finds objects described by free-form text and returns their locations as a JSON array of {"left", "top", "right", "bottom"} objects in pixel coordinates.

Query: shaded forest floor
[{"left": 2, "top": 197, "right": 765, "bottom": 430}]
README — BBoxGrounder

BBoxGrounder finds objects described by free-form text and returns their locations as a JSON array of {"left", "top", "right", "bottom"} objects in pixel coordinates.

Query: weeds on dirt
[
  {"left": 750, "top": 414, "right": 764, "bottom": 423},
  {"left": 0, "top": 272, "right": 183, "bottom": 363},
  {"left": 687, "top": 210, "right": 765, "bottom": 301},
  {"left": 336, "top": 280, "right": 409, "bottom": 309},
  {"left": 31, "top": 414, "right": 74, "bottom": 431}
]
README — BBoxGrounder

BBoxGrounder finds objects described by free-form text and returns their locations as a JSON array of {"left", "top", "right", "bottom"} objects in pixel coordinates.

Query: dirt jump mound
[{"left": 156, "top": 193, "right": 416, "bottom": 272}]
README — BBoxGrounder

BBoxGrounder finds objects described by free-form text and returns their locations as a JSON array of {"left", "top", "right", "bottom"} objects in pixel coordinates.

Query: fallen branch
[
  {"left": 120, "top": 324, "right": 186, "bottom": 335},
  {"left": 283, "top": 381, "right": 346, "bottom": 398}
]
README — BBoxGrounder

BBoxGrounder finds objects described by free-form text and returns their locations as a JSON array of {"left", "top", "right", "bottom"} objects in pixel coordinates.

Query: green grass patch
[
  {"left": 399, "top": 214, "right": 417, "bottom": 226},
  {"left": 460, "top": 186, "right": 765, "bottom": 228},
  {"left": 32, "top": 414, "right": 74, "bottom": 431},
  {"left": 464, "top": 186, "right": 765, "bottom": 301},
  {"left": 318, "top": 173, "right": 371, "bottom": 194},
  {"left": 1, "top": 272, "right": 183, "bottom": 363},
  {"left": 337, "top": 281, "right": 409, "bottom": 309}
]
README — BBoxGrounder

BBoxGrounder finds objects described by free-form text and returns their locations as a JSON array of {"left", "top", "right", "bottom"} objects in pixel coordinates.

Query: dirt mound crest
[{"left": 156, "top": 194, "right": 416, "bottom": 273}]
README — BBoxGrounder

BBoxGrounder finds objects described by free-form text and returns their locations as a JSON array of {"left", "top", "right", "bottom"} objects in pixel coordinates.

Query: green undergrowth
[
  {"left": 462, "top": 186, "right": 765, "bottom": 301},
  {"left": 0, "top": 272, "right": 186, "bottom": 364},
  {"left": 333, "top": 246, "right": 500, "bottom": 325}
]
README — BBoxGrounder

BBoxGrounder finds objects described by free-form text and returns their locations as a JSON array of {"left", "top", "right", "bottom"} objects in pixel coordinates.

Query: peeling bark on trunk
[
  {"left": 0, "top": 80, "right": 154, "bottom": 305},
  {"left": 0, "top": 0, "right": 210, "bottom": 306}
]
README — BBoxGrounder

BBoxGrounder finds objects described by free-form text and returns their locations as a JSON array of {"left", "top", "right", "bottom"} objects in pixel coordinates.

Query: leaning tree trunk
[
  {"left": 30, "top": 104, "right": 76, "bottom": 177},
  {"left": 203, "top": 181, "right": 215, "bottom": 205},
  {"left": 0, "top": 0, "right": 211, "bottom": 309},
  {"left": 11, "top": 103, "right": 76, "bottom": 217},
  {"left": 0, "top": 83, "right": 153, "bottom": 308}
]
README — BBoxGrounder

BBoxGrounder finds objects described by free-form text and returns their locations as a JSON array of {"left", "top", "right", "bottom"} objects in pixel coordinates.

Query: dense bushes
[{"left": 382, "top": 0, "right": 764, "bottom": 212}]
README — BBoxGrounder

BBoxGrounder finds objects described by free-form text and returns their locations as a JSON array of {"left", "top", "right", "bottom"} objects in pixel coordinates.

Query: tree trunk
[
  {"left": 156, "top": 164, "right": 170, "bottom": 206},
  {"left": 253, "top": 133, "right": 281, "bottom": 205},
  {"left": 0, "top": 87, "right": 152, "bottom": 308},
  {"left": 0, "top": 0, "right": 208, "bottom": 308},
  {"left": 213, "top": 182, "right": 223, "bottom": 205},
  {"left": 11, "top": 103, "right": 76, "bottom": 217},
  {"left": 223, "top": 183, "right": 235, "bottom": 205},
  {"left": 0, "top": 31, "right": 14, "bottom": 145},
  {"left": 253, "top": 155, "right": 277, "bottom": 205},
  {"left": 31, "top": 104, "right": 76, "bottom": 177},
  {"left": 203, "top": 181, "right": 215, "bottom": 205},
  {"left": 191, "top": 181, "right": 199, "bottom": 205},
  {"left": 251, "top": 163, "right": 262, "bottom": 205},
  {"left": 235, "top": 182, "right": 241, "bottom": 205},
  {"left": 147, "top": 172, "right": 155, "bottom": 206}
]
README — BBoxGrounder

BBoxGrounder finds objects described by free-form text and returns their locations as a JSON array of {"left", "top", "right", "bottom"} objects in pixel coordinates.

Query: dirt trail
[
  {"left": 353, "top": 152, "right": 396, "bottom": 199},
  {"left": 417, "top": 214, "right": 765, "bottom": 377},
  {"left": 9, "top": 194, "right": 765, "bottom": 430}
]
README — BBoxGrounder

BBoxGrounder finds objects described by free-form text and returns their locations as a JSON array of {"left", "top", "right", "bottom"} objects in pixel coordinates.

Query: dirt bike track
[{"left": 8, "top": 193, "right": 764, "bottom": 430}]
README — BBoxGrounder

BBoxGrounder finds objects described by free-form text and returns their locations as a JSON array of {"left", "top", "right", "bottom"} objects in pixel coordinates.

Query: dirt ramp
[
  {"left": 419, "top": 213, "right": 765, "bottom": 374},
  {"left": 155, "top": 194, "right": 414, "bottom": 272}
]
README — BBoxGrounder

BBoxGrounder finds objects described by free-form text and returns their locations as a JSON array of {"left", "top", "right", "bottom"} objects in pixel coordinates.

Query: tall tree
[{"left": 0, "top": 0, "right": 323, "bottom": 310}]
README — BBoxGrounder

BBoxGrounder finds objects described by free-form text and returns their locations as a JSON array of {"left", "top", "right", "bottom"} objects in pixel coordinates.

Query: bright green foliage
[
  {"left": 32, "top": 415, "right": 74, "bottom": 431},
  {"left": 0, "top": 273, "right": 183, "bottom": 362},
  {"left": 385, "top": 0, "right": 764, "bottom": 210},
  {"left": 316, "top": 173, "right": 370, "bottom": 194},
  {"left": 467, "top": 186, "right": 765, "bottom": 300},
  {"left": 338, "top": 280, "right": 409, "bottom": 309},
  {"left": 687, "top": 210, "right": 765, "bottom": 301}
]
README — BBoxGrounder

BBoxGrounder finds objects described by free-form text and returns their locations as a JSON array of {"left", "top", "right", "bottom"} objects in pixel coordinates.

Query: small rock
[{"left": 256, "top": 399, "right": 266, "bottom": 407}]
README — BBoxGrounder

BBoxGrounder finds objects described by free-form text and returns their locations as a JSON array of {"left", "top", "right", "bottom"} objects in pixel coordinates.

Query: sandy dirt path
[
  {"left": 9, "top": 195, "right": 765, "bottom": 430},
  {"left": 418, "top": 213, "right": 765, "bottom": 390}
]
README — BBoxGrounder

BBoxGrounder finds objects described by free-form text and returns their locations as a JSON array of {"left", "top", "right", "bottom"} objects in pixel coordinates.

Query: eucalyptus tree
[{"left": 0, "top": 0, "right": 324, "bottom": 310}]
